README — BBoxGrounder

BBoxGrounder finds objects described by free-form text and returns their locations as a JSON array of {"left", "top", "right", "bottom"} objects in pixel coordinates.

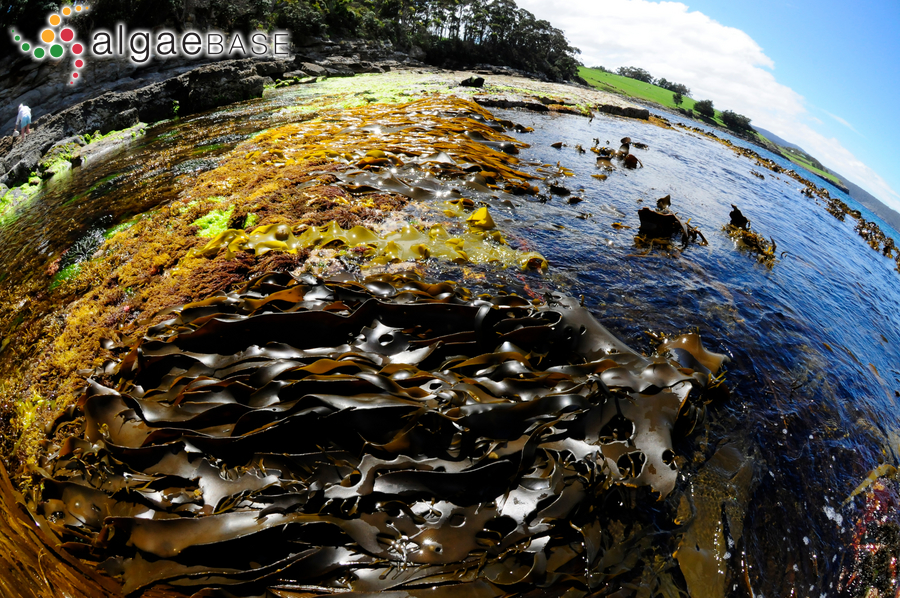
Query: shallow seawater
[
  {"left": 497, "top": 108, "right": 900, "bottom": 594},
  {"left": 2, "top": 82, "right": 899, "bottom": 595}
]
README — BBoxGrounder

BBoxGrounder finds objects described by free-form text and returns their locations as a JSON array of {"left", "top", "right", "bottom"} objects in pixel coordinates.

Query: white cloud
[
  {"left": 822, "top": 110, "right": 861, "bottom": 135},
  {"left": 515, "top": 0, "right": 899, "bottom": 209}
]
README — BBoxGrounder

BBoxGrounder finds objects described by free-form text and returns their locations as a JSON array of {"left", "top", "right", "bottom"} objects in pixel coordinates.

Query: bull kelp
[{"left": 30, "top": 271, "right": 731, "bottom": 596}]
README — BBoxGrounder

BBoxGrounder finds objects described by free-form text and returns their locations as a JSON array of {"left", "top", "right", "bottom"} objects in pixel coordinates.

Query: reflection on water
[{"left": 1, "top": 82, "right": 899, "bottom": 595}]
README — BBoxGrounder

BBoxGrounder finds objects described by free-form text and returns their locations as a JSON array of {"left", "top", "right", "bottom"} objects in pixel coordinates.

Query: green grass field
[
  {"left": 779, "top": 150, "right": 844, "bottom": 186},
  {"left": 781, "top": 151, "right": 844, "bottom": 186},
  {"left": 578, "top": 67, "right": 768, "bottom": 144}
]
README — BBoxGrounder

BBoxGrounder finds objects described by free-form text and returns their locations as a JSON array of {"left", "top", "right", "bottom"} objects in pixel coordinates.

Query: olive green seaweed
[{"left": 198, "top": 219, "right": 548, "bottom": 270}]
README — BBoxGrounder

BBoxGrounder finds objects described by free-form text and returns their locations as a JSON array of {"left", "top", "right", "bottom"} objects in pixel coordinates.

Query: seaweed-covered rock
[
  {"left": 724, "top": 205, "right": 777, "bottom": 264},
  {"left": 636, "top": 197, "right": 707, "bottom": 248}
]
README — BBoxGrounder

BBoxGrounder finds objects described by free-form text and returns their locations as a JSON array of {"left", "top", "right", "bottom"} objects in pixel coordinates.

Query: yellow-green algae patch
[
  {"left": 0, "top": 174, "right": 42, "bottom": 227},
  {"left": 0, "top": 125, "right": 150, "bottom": 227},
  {"left": 275, "top": 72, "right": 442, "bottom": 114},
  {"left": 191, "top": 205, "right": 235, "bottom": 238},
  {"left": 48, "top": 262, "right": 84, "bottom": 291},
  {"left": 185, "top": 95, "right": 536, "bottom": 215},
  {"left": 198, "top": 218, "right": 547, "bottom": 270}
]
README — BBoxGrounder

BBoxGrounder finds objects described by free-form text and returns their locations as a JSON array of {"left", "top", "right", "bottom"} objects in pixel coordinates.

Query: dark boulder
[
  {"left": 184, "top": 62, "right": 267, "bottom": 113},
  {"left": 598, "top": 104, "right": 650, "bottom": 120},
  {"left": 729, "top": 204, "right": 750, "bottom": 229},
  {"left": 255, "top": 60, "right": 293, "bottom": 79}
]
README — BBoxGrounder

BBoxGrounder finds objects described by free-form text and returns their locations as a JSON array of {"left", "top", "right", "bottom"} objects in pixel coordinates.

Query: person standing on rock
[{"left": 14, "top": 104, "right": 32, "bottom": 141}]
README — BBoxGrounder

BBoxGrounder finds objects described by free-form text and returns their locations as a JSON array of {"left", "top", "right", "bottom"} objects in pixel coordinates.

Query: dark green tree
[
  {"left": 616, "top": 66, "right": 653, "bottom": 83},
  {"left": 656, "top": 78, "right": 690, "bottom": 96},
  {"left": 672, "top": 92, "right": 683, "bottom": 106},
  {"left": 721, "top": 110, "right": 752, "bottom": 131},
  {"left": 694, "top": 99, "right": 715, "bottom": 118}
]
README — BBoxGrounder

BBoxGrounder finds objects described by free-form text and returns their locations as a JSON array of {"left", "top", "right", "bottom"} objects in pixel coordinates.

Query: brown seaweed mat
[{"left": 26, "top": 271, "right": 726, "bottom": 597}]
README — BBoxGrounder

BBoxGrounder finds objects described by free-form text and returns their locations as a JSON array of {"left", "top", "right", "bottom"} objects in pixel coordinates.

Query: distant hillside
[
  {"left": 751, "top": 127, "right": 847, "bottom": 189},
  {"left": 756, "top": 129, "right": 900, "bottom": 232},
  {"left": 836, "top": 177, "right": 900, "bottom": 234},
  {"left": 754, "top": 127, "right": 803, "bottom": 152},
  {"left": 577, "top": 67, "right": 771, "bottom": 145},
  {"left": 580, "top": 69, "right": 900, "bottom": 231}
]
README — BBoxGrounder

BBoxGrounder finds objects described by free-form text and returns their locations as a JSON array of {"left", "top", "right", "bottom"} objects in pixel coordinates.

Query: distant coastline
[{"left": 578, "top": 66, "right": 900, "bottom": 233}]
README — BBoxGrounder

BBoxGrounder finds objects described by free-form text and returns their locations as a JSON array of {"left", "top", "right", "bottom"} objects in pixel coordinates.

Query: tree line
[
  {"left": 2, "top": 0, "right": 582, "bottom": 81},
  {"left": 608, "top": 65, "right": 753, "bottom": 133},
  {"left": 612, "top": 66, "right": 690, "bottom": 96}
]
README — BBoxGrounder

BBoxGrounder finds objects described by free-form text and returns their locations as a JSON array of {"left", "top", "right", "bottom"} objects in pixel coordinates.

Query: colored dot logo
[{"left": 10, "top": 5, "right": 89, "bottom": 84}]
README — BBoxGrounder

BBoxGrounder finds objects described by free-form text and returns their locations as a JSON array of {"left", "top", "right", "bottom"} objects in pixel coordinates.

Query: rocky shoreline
[
  {"left": 0, "top": 39, "right": 417, "bottom": 188},
  {"left": 0, "top": 43, "right": 646, "bottom": 191}
]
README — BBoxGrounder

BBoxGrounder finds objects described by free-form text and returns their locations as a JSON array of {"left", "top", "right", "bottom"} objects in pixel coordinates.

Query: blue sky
[{"left": 516, "top": 0, "right": 900, "bottom": 211}]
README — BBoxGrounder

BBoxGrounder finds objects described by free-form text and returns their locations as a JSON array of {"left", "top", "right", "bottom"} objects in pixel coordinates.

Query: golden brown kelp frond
[
  {"left": 4, "top": 96, "right": 541, "bottom": 471},
  {"left": 0, "top": 462, "right": 124, "bottom": 598},
  {"left": 31, "top": 271, "right": 729, "bottom": 597},
  {"left": 0, "top": 457, "right": 197, "bottom": 598},
  {"left": 187, "top": 96, "right": 536, "bottom": 208},
  {"left": 194, "top": 217, "right": 547, "bottom": 271},
  {"left": 726, "top": 226, "right": 777, "bottom": 265},
  {"left": 724, "top": 205, "right": 777, "bottom": 265}
]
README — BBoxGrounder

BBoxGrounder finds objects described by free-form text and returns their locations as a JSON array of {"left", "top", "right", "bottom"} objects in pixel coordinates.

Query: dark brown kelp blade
[
  {"left": 729, "top": 204, "right": 750, "bottom": 229},
  {"left": 638, "top": 207, "right": 688, "bottom": 241},
  {"left": 32, "top": 271, "right": 726, "bottom": 597},
  {"left": 0, "top": 460, "right": 189, "bottom": 598}
]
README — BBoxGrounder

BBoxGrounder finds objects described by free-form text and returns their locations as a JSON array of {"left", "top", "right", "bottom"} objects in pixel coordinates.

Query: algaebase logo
[
  {"left": 11, "top": 4, "right": 89, "bottom": 85},
  {"left": 11, "top": 5, "right": 290, "bottom": 86}
]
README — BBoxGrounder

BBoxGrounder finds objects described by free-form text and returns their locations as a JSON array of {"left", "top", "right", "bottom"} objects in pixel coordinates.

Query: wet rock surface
[
  {"left": 0, "top": 45, "right": 643, "bottom": 188},
  {"left": 0, "top": 59, "right": 266, "bottom": 186},
  {"left": 0, "top": 39, "right": 417, "bottom": 186}
]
